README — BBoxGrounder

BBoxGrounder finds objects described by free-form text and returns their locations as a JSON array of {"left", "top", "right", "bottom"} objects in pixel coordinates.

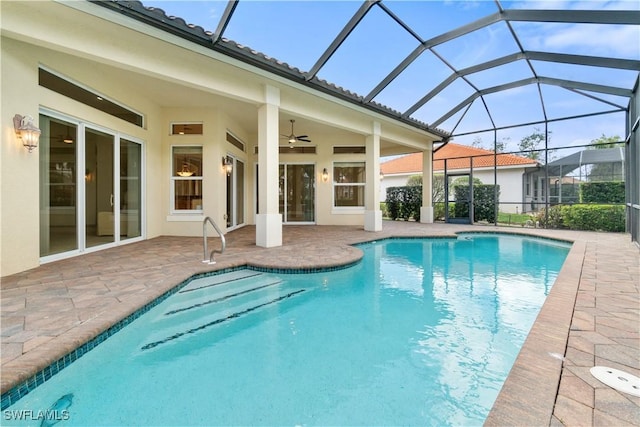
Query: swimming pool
[{"left": 3, "top": 234, "right": 570, "bottom": 426}]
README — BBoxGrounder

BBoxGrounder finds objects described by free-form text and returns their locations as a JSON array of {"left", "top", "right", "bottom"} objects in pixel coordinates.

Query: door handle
[{"left": 110, "top": 194, "right": 114, "bottom": 207}]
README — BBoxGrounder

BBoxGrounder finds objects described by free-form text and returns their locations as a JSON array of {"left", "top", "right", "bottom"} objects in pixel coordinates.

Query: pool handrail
[{"left": 203, "top": 216, "right": 226, "bottom": 264}]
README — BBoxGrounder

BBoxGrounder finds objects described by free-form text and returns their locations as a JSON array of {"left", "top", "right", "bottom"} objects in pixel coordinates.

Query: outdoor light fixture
[
  {"left": 222, "top": 157, "right": 233, "bottom": 176},
  {"left": 322, "top": 168, "right": 329, "bottom": 182},
  {"left": 177, "top": 163, "right": 194, "bottom": 177},
  {"left": 379, "top": 171, "right": 384, "bottom": 180},
  {"left": 13, "top": 114, "right": 41, "bottom": 152}
]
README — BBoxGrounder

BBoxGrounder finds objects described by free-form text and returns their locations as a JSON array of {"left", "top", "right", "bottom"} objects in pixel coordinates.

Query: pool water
[{"left": 4, "top": 234, "right": 570, "bottom": 426}]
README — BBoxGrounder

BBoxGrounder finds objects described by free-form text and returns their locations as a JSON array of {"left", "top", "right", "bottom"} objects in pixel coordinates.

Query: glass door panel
[
  {"left": 120, "top": 139, "right": 141, "bottom": 240},
  {"left": 278, "top": 164, "right": 285, "bottom": 217},
  {"left": 226, "top": 156, "right": 233, "bottom": 228},
  {"left": 40, "top": 116, "right": 78, "bottom": 256},
  {"left": 279, "top": 164, "right": 315, "bottom": 223},
  {"left": 236, "top": 159, "right": 245, "bottom": 226},
  {"left": 225, "top": 155, "right": 245, "bottom": 229},
  {"left": 85, "top": 128, "right": 115, "bottom": 248}
]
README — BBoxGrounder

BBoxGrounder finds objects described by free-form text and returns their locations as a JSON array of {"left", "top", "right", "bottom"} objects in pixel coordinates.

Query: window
[
  {"left": 254, "top": 146, "right": 317, "bottom": 154},
  {"left": 333, "top": 146, "right": 365, "bottom": 154},
  {"left": 333, "top": 162, "right": 365, "bottom": 207},
  {"left": 172, "top": 123, "right": 203, "bottom": 135},
  {"left": 226, "top": 131, "right": 245, "bottom": 152},
  {"left": 172, "top": 146, "right": 202, "bottom": 212},
  {"left": 39, "top": 67, "right": 144, "bottom": 127}
]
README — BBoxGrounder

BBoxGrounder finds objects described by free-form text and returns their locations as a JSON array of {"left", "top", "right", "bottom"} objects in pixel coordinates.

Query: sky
[{"left": 141, "top": 0, "right": 639, "bottom": 154}]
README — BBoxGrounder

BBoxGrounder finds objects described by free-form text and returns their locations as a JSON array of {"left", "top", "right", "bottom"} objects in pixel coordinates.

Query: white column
[
  {"left": 421, "top": 145, "right": 434, "bottom": 223},
  {"left": 365, "top": 121, "right": 382, "bottom": 231},
  {"left": 256, "top": 85, "right": 282, "bottom": 247}
]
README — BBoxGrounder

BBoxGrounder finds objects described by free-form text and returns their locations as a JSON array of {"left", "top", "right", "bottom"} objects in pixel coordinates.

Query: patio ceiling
[{"left": 96, "top": 0, "right": 640, "bottom": 149}]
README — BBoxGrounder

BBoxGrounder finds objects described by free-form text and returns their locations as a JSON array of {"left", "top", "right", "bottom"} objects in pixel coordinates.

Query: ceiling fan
[{"left": 281, "top": 119, "right": 311, "bottom": 145}]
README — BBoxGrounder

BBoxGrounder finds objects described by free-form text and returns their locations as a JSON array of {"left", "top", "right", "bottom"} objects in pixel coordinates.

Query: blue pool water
[{"left": 4, "top": 234, "right": 570, "bottom": 426}]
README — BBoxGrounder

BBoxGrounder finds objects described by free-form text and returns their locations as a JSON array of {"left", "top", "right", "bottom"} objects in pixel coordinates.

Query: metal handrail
[{"left": 203, "top": 216, "right": 226, "bottom": 265}]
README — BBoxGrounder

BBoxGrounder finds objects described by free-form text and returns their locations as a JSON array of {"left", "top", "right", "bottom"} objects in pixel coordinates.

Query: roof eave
[{"left": 90, "top": 0, "right": 450, "bottom": 139}]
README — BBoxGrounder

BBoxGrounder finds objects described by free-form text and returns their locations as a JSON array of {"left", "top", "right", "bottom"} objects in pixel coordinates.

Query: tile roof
[{"left": 381, "top": 143, "right": 538, "bottom": 174}]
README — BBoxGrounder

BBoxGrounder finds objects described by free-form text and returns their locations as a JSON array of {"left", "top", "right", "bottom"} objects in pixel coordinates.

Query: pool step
[
  {"left": 163, "top": 270, "right": 283, "bottom": 316},
  {"left": 164, "top": 278, "right": 283, "bottom": 316},
  {"left": 179, "top": 269, "right": 263, "bottom": 293},
  {"left": 139, "top": 269, "right": 306, "bottom": 351},
  {"left": 141, "top": 288, "right": 305, "bottom": 351}
]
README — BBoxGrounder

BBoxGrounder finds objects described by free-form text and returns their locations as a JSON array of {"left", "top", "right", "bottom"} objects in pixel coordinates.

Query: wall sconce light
[
  {"left": 222, "top": 157, "right": 233, "bottom": 176},
  {"left": 13, "top": 114, "right": 41, "bottom": 152},
  {"left": 321, "top": 168, "right": 329, "bottom": 183}
]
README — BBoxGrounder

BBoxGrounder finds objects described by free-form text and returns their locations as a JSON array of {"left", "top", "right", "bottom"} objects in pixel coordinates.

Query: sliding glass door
[{"left": 39, "top": 113, "right": 142, "bottom": 260}]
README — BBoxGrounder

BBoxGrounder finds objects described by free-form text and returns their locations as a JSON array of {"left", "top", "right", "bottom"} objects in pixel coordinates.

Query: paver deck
[{"left": 1, "top": 222, "right": 638, "bottom": 425}]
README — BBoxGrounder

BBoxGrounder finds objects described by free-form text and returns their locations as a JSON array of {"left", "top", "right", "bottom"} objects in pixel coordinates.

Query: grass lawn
[{"left": 497, "top": 212, "right": 532, "bottom": 226}]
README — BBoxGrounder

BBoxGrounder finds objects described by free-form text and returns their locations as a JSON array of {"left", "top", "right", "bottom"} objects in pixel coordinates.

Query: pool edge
[{"left": 484, "top": 240, "right": 585, "bottom": 426}]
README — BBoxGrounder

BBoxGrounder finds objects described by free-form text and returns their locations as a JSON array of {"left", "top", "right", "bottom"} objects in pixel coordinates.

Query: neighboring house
[
  {"left": 380, "top": 143, "right": 538, "bottom": 214},
  {"left": 1, "top": 1, "right": 447, "bottom": 276}
]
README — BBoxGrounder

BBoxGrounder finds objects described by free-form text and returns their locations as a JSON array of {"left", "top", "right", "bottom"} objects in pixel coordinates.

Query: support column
[
  {"left": 256, "top": 85, "right": 282, "bottom": 247},
  {"left": 365, "top": 121, "right": 382, "bottom": 231},
  {"left": 421, "top": 145, "right": 434, "bottom": 223}
]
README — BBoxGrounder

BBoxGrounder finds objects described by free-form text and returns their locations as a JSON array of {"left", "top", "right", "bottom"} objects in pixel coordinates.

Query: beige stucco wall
[{"left": 1, "top": 38, "right": 41, "bottom": 277}]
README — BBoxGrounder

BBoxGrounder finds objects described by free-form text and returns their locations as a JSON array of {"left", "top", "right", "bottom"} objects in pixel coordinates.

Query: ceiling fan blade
[
  {"left": 298, "top": 138, "right": 311, "bottom": 142},
  {"left": 295, "top": 135, "right": 308, "bottom": 139}
]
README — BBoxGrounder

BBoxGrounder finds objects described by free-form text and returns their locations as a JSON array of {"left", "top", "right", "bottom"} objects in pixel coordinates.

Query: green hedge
[
  {"left": 452, "top": 184, "right": 499, "bottom": 223},
  {"left": 536, "top": 204, "right": 625, "bottom": 232},
  {"left": 563, "top": 204, "right": 625, "bottom": 232},
  {"left": 387, "top": 184, "right": 499, "bottom": 223},
  {"left": 580, "top": 182, "right": 625, "bottom": 203},
  {"left": 385, "top": 186, "right": 421, "bottom": 221}
]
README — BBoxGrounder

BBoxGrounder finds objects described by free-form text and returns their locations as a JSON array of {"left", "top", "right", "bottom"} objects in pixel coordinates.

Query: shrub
[
  {"left": 386, "top": 187, "right": 402, "bottom": 220},
  {"left": 452, "top": 184, "right": 499, "bottom": 223},
  {"left": 562, "top": 204, "right": 625, "bottom": 232},
  {"left": 380, "top": 202, "right": 388, "bottom": 218},
  {"left": 580, "top": 182, "right": 625, "bottom": 204},
  {"left": 433, "top": 202, "right": 446, "bottom": 221},
  {"left": 534, "top": 205, "right": 566, "bottom": 229},
  {"left": 474, "top": 184, "right": 499, "bottom": 223},
  {"left": 452, "top": 185, "right": 470, "bottom": 219},
  {"left": 385, "top": 185, "right": 422, "bottom": 221}
]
